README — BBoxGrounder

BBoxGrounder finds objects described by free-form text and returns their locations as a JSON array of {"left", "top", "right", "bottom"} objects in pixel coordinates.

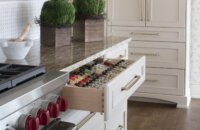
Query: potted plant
[
  {"left": 39, "top": 0, "right": 75, "bottom": 47},
  {"left": 73, "top": 0, "right": 106, "bottom": 42}
]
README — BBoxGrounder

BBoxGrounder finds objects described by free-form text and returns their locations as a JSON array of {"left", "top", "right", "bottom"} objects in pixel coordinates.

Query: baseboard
[
  {"left": 191, "top": 85, "right": 200, "bottom": 98},
  {"left": 129, "top": 96, "right": 176, "bottom": 105},
  {"left": 131, "top": 92, "right": 191, "bottom": 108}
]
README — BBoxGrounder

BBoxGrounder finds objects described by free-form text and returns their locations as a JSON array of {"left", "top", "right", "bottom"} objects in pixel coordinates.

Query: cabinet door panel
[
  {"left": 137, "top": 68, "right": 185, "bottom": 96},
  {"left": 146, "top": 0, "right": 186, "bottom": 27},
  {"left": 129, "top": 41, "right": 186, "bottom": 69},
  {"left": 107, "top": 0, "right": 145, "bottom": 26},
  {"left": 108, "top": 26, "right": 186, "bottom": 42}
]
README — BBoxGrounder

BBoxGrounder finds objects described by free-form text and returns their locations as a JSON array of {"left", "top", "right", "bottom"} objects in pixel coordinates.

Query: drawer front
[
  {"left": 137, "top": 68, "right": 185, "bottom": 96},
  {"left": 78, "top": 113, "right": 104, "bottom": 130},
  {"left": 129, "top": 42, "right": 185, "bottom": 69},
  {"left": 104, "top": 42, "right": 128, "bottom": 59},
  {"left": 105, "top": 57, "right": 145, "bottom": 120},
  {"left": 106, "top": 102, "right": 127, "bottom": 130},
  {"left": 62, "top": 57, "right": 145, "bottom": 121},
  {"left": 108, "top": 26, "right": 185, "bottom": 42}
]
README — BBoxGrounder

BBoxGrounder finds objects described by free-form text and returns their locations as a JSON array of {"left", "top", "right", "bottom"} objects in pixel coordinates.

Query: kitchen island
[{"left": 0, "top": 37, "right": 145, "bottom": 130}]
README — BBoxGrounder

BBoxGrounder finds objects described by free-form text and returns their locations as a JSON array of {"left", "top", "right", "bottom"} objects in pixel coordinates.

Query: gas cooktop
[{"left": 0, "top": 63, "right": 45, "bottom": 92}]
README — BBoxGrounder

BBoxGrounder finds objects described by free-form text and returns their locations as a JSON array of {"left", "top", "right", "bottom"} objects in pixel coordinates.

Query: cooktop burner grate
[{"left": 0, "top": 63, "right": 45, "bottom": 92}]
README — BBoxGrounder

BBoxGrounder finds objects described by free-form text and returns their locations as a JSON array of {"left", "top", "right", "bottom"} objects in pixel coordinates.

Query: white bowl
[{"left": 0, "top": 39, "right": 33, "bottom": 60}]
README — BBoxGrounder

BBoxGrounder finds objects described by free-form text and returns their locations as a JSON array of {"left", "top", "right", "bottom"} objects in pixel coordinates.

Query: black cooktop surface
[{"left": 0, "top": 63, "right": 45, "bottom": 92}]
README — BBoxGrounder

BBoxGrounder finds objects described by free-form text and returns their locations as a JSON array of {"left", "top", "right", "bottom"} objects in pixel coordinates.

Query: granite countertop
[{"left": 0, "top": 37, "right": 130, "bottom": 71}]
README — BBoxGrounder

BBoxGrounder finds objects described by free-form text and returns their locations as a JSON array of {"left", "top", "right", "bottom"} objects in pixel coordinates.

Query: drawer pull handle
[
  {"left": 121, "top": 75, "right": 141, "bottom": 91},
  {"left": 117, "top": 125, "right": 124, "bottom": 130},
  {"left": 146, "top": 79, "right": 158, "bottom": 82},
  {"left": 130, "top": 32, "right": 159, "bottom": 36},
  {"left": 76, "top": 112, "right": 96, "bottom": 129},
  {"left": 131, "top": 52, "right": 159, "bottom": 56}
]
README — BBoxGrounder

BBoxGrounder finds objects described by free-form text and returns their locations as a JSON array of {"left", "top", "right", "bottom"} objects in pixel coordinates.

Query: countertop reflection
[{"left": 0, "top": 37, "right": 129, "bottom": 71}]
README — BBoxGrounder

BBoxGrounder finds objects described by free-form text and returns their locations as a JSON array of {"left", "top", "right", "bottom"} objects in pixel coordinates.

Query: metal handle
[
  {"left": 117, "top": 125, "right": 124, "bottom": 130},
  {"left": 130, "top": 52, "right": 159, "bottom": 56},
  {"left": 130, "top": 32, "right": 159, "bottom": 36},
  {"left": 147, "top": 0, "right": 152, "bottom": 21},
  {"left": 121, "top": 75, "right": 141, "bottom": 91},
  {"left": 76, "top": 112, "right": 96, "bottom": 129},
  {"left": 140, "top": 0, "right": 143, "bottom": 21},
  {"left": 149, "top": 0, "right": 153, "bottom": 21},
  {"left": 146, "top": 79, "right": 158, "bottom": 82}
]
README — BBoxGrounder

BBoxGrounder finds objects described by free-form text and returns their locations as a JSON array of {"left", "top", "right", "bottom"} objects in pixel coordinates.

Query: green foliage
[
  {"left": 98, "top": 0, "right": 105, "bottom": 15},
  {"left": 74, "top": 0, "right": 105, "bottom": 18},
  {"left": 40, "top": 0, "right": 75, "bottom": 26}
]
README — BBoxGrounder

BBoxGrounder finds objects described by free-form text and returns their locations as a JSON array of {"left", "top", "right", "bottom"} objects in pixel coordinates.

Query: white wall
[
  {"left": 190, "top": 0, "right": 200, "bottom": 98},
  {"left": 0, "top": 0, "right": 46, "bottom": 40}
]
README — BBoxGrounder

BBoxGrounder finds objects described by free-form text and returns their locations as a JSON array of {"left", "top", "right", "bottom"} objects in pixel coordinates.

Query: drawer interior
[{"left": 61, "top": 57, "right": 145, "bottom": 120}]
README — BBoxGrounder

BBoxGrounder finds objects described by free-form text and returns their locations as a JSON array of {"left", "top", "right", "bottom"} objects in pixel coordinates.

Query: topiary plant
[
  {"left": 73, "top": 0, "right": 105, "bottom": 18},
  {"left": 40, "top": 0, "right": 75, "bottom": 27}
]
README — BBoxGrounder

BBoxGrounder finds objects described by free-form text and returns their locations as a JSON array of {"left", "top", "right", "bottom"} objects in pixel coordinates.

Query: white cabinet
[
  {"left": 107, "top": 0, "right": 191, "bottom": 107},
  {"left": 108, "top": 26, "right": 186, "bottom": 42},
  {"left": 60, "top": 41, "right": 145, "bottom": 129},
  {"left": 107, "top": 0, "right": 145, "bottom": 26},
  {"left": 137, "top": 68, "right": 185, "bottom": 95},
  {"left": 107, "top": 0, "right": 186, "bottom": 28},
  {"left": 105, "top": 102, "right": 127, "bottom": 130},
  {"left": 78, "top": 113, "right": 104, "bottom": 130},
  {"left": 146, "top": 0, "right": 186, "bottom": 27},
  {"left": 129, "top": 41, "right": 186, "bottom": 69}
]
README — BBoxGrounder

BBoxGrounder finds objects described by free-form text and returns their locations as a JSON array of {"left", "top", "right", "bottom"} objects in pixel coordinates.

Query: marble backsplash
[{"left": 0, "top": 0, "right": 46, "bottom": 40}]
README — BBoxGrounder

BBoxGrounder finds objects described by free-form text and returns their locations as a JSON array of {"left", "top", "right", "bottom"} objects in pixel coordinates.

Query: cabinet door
[
  {"left": 146, "top": 0, "right": 186, "bottom": 27},
  {"left": 137, "top": 68, "right": 185, "bottom": 96},
  {"left": 107, "top": 0, "right": 145, "bottom": 26}
]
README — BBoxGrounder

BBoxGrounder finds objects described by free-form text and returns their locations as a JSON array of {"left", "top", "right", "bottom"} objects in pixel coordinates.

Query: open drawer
[{"left": 61, "top": 56, "right": 145, "bottom": 121}]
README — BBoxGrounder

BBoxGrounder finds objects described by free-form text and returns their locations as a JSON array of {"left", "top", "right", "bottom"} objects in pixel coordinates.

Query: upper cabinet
[
  {"left": 107, "top": 0, "right": 186, "bottom": 28},
  {"left": 146, "top": 0, "right": 186, "bottom": 27},
  {"left": 107, "top": 0, "right": 146, "bottom": 26}
]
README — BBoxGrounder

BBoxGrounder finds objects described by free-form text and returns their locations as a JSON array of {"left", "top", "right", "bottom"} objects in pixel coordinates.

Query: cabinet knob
[
  {"left": 117, "top": 125, "right": 124, "bottom": 130},
  {"left": 50, "top": 95, "right": 68, "bottom": 112},
  {"left": 30, "top": 108, "right": 50, "bottom": 126},
  {"left": 41, "top": 101, "right": 60, "bottom": 118},
  {"left": 47, "top": 103, "right": 60, "bottom": 118},
  {"left": 18, "top": 114, "right": 39, "bottom": 130},
  {"left": 57, "top": 96, "right": 68, "bottom": 112},
  {"left": 37, "top": 109, "right": 50, "bottom": 125}
]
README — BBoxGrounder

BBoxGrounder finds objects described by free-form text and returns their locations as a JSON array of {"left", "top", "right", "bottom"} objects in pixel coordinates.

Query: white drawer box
[
  {"left": 137, "top": 68, "right": 184, "bottom": 96},
  {"left": 108, "top": 26, "right": 185, "bottom": 42},
  {"left": 61, "top": 57, "right": 145, "bottom": 121},
  {"left": 129, "top": 41, "right": 185, "bottom": 69}
]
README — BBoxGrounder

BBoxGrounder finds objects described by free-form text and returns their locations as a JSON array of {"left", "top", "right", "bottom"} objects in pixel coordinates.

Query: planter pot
[
  {"left": 73, "top": 18, "right": 104, "bottom": 42},
  {"left": 41, "top": 26, "right": 72, "bottom": 47}
]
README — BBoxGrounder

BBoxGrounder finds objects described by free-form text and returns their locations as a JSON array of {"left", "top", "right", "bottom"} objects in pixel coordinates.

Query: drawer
[
  {"left": 137, "top": 68, "right": 184, "bottom": 96},
  {"left": 108, "top": 26, "right": 185, "bottom": 42},
  {"left": 61, "top": 57, "right": 145, "bottom": 121},
  {"left": 78, "top": 112, "right": 104, "bottom": 130},
  {"left": 129, "top": 41, "right": 185, "bottom": 69},
  {"left": 106, "top": 102, "right": 127, "bottom": 130},
  {"left": 104, "top": 42, "right": 128, "bottom": 59}
]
